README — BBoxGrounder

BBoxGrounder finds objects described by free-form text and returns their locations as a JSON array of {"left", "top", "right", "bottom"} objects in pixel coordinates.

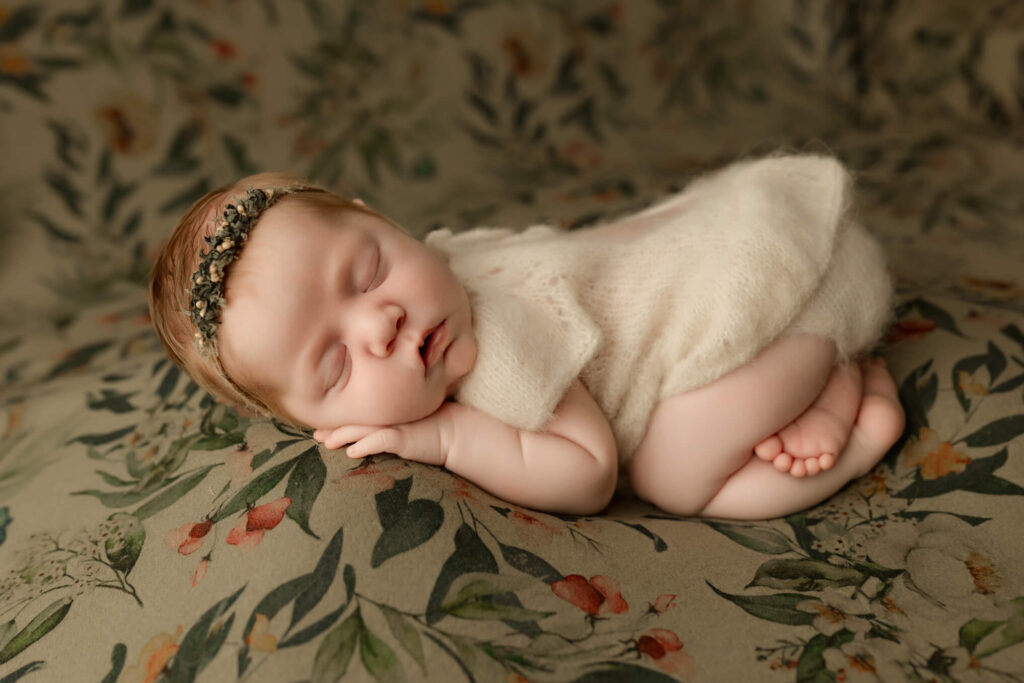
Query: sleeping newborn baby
[{"left": 149, "top": 155, "right": 905, "bottom": 520}]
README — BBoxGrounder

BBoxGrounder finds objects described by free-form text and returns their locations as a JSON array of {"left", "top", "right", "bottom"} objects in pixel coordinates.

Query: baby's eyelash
[{"left": 323, "top": 342, "right": 348, "bottom": 394}]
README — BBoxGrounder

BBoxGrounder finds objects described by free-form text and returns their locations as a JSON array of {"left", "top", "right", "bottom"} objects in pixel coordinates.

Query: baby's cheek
[{"left": 449, "top": 333, "right": 478, "bottom": 384}]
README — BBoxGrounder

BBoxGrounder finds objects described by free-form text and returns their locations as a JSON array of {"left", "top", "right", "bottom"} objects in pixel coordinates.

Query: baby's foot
[
  {"left": 850, "top": 357, "right": 906, "bottom": 458},
  {"left": 754, "top": 361, "right": 864, "bottom": 477}
]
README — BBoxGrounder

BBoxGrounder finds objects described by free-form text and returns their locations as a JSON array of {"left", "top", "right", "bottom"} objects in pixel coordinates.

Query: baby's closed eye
[
  {"left": 321, "top": 341, "right": 349, "bottom": 394},
  {"left": 357, "top": 244, "right": 383, "bottom": 292}
]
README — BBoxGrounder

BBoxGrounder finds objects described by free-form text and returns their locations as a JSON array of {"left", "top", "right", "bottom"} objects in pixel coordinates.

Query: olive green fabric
[{"left": 1, "top": 2, "right": 1023, "bottom": 681}]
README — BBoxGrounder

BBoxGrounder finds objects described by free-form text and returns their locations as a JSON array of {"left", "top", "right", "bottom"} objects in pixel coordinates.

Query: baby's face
[{"left": 217, "top": 200, "right": 477, "bottom": 430}]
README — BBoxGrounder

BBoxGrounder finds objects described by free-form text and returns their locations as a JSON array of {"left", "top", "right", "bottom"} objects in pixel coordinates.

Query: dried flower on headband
[{"left": 189, "top": 185, "right": 323, "bottom": 356}]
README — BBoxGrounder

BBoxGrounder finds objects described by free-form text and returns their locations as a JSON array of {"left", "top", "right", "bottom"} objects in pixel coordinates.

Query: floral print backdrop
[{"left": 1, "top": 1, "right": 1023, "bottom": 681}]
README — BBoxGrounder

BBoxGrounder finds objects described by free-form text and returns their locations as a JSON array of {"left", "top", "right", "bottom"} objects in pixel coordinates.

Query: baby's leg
[
  {"left": 699, "top": 357, "right": 904, "bottom": 519},
  {"left": 629, "top": 334, "right": 837, "bottom": 517},
  {"left": 753, "top": 361, "right": 863, "bottom": 477}
]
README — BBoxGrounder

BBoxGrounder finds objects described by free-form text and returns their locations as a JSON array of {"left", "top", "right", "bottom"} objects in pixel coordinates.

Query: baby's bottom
[{"left": 628, "top": 334, "right": 905, "bottom": 520}]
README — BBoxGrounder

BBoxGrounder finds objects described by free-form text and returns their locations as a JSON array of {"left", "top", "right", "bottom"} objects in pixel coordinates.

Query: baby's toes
[
  {"left": 818, "top": 452, "right": 836, "bottom": 471},
  {"left": 803, "top": 457, "right": 822, "bottom": 477},
  {"left": 789, "top": 458, "right": 808, "bottom": 478},
  {"left": 755, "top": 435, "right": 783, "bottom": 461},
  {"left": 771, "top": 452, "right": 794, "bottom": 473}
]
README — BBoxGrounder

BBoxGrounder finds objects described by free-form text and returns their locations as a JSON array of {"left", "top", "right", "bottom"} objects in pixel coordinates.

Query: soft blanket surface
[{"left": 1, "top": 2, "right": 1022, "bottom": 682}]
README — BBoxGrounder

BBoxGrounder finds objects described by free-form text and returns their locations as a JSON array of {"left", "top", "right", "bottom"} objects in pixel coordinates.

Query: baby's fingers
[
  {"left": 316, "top": 425, "right": 380, "bottom": 450},
  {"left": 346, "top": 429, "right": 400, "bottom": 459}
]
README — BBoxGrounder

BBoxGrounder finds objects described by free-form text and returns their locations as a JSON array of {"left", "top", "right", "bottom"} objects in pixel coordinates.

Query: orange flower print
[
  {"left": 561, "top": 140, "right": 603, "bottom": 170},
  {"left": 956, "top": 370, "right": 989, "bottom": 396},
  {"left": 636, "top": 628, "right": 694, "bottom": 678},
  {"left": 165, "top": 519, "right": 212, "bottom": 555},
  {"left": 94, "top": 92, "right": 157, "bottom": 155},
  {"left": 651, "top": 593, "right": 677, "bottom": 614},
  {"left": 966, "top": 551, "right": 1001, "bottom": 595},
  {"left": 241, "top": 71, "right": 259, "bottom": 94},
  {"left": 226, "top": 497, "right": 291, "bottom": 551},
  {"left": 191, "top": 557, "right": 209, "bottom": 588},
  {"left": 0, "top": 47, "right": 30, "bottom": 75},
  {"left": 885, "top": 318, "right": 936, "bottom": 343},
  {"left": 508, "top": 508, "right": 561, "bottom": 545},
  {"left": 904, "top": 427, "right": 970, "bottom": 480},
  {"left": 120, "top": 625, "right": 182, "bottom": 683},
  {"left": 246, "top": 614, "right": 278, "bottom": 653},
  {"left": 551, "top": 574, "right": 628, "bottom": 616},
  {"left": 209, "top": 38, "right": 238, "bottom": 60},
  {"left": 425, "top": 0, "right": 450, "bottom": 15},
  {"left": 336, "top": 458, "right": 404, "bottom": 494}
]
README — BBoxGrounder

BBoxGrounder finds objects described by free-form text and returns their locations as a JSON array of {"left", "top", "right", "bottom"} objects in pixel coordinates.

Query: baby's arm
[{"left": 316, "top": 380, "right": 618, "bottom": 515}]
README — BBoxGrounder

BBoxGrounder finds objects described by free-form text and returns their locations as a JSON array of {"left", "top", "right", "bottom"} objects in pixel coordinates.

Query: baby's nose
[{"left": 365, "top": 303, "right": 405, "bottom": 358}]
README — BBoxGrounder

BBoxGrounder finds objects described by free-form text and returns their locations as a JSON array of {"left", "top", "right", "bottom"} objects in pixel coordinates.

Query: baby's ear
[{"left": 352, "top": 198, "right": 366, "bottom": 208}]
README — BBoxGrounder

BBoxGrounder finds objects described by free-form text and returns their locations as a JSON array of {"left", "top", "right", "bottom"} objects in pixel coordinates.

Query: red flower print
[
  {"left": 551, "top": 574, "right": 628, "bottom": 616},
  {"left": 245, "top": 497, "right": 290, "bottom": 531},
  {"left": 226, "top": 497, "right": 291, "bottom": 552},
  {"left": 209, "top": 39, "right": 237, "bottom": 60},
  {"left": 651, "top": 593, "right": 677, "bottom": 614},
  {"left": 637, "top": 628, "right": 694, "bottom": 677},
  {"left": 191, "top": 557, "right": 209, "bottom": 588},
  {"left": 166, "top": 519, "right": 212, "bottom": 556},
  {"left": 885, "top": 318, "right": 936, "bottom": 343},
  {"left": 336, "top": 459, "right": 404, "bottom": 494}
]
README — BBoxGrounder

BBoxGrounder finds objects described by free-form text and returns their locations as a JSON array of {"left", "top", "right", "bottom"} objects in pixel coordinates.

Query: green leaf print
[
  {"left": 68, "top": 424, "right": 136, "bottom": 446},
  {"left": 379, "top": 604, "right": 426, "bottom": 672},
  {"left": 0, "top": 6, "right": 41, "bottom": 42},
  {"left": 796, "top": 630, "right": 855, "bottom": 683},
  {"left": 168, "top": 585, "right": 245, "bottom": 682},
  {"left": 498, "top": 541, "right": 564, "bottom": 583},
  {"left": 45, "top": 341, "right": 113, "bottom": 380},
  {"left": 100, "top": 643, "right": 127, "bottom": 683},
  {"left": 312, "top": 611, "right": 361, "bottom": 683},
  {"left": 0, "top": 660, "right": 46, "bottom": 683},
  {"left": 427, "top": 524, "right": 499, "bottom": 625},
  {"left": 961, "top": 597, "right": 1024, "bottom": 658},
  {"left": 894, "top": 448, "right": 1024, "bottom": 499},
  {"left": 706, "top": 521, "right": 796, "bottom": 554},
  {"left": 707, "top": 582, "right": 816, "bottom": 626},
  {"left": 571, "top": 662, "right": 682, "bottom": 682},
  {"left": 749, "top": 559, "right": 865, "bottom": 592},
  {"left": 0, "top": 598, "right": 73, "bottom": 665},
  {"left": 899, "top": 359, "right": 937, "bottom": 438},
  {"left": 133, "top": 465, "right": 217, "bottom": 521},
  {"left": 103, "top": 512, "right": 146, "bottom": 574},
  {"left": 440, "top": 572, "right": 551, "bottom": 621},
  {"left": 371, "top": 476, "right": 444, "bottom": 567},
  {"left": 212, "top": 457, "right": 298, "bottom": 522},
  {"left": 290, "top": 528, "right": 344, "bottom": 630},
  {"left": 958, "top": 414, "right": 1024, "bottom": 448},
  {"left": 359, "top": 620, "right": 403, "bottom": 683},
  {"left": 285, "top": 446, "right": 327, "bottom": 539}
]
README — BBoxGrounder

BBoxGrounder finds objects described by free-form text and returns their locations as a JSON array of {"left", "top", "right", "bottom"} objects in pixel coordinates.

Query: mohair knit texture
[{"left": 425, "top": 155, "right": 894, "bottom": 461}]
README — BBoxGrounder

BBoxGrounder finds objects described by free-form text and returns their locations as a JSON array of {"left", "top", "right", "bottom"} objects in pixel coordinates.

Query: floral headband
[{"left": 189, "top": 185, "right": 324, "bottom": 357}]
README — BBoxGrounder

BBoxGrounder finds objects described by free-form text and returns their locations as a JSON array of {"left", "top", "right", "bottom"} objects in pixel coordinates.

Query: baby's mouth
[{"left": 418, "top": 321, "right": 448, "bottom": 370}]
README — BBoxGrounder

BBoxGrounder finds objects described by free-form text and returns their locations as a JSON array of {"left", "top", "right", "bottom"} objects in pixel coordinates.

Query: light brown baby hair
[{"left": 148, "top": 171, "right": 373, "bottom": 426}]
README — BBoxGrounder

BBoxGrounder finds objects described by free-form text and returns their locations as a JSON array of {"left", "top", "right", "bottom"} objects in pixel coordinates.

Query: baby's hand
[{"left": 313, "top": 406, "right": 455, "bottom": 467}]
